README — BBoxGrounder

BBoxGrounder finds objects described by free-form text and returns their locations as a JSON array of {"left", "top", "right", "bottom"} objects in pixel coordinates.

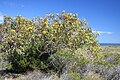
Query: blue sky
[{"left": 0, "top": 0, "right": 120, "bottom": 43}]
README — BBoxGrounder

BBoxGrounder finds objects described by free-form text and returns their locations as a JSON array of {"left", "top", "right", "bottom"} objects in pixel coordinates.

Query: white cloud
[
  {"left": 0, "top": 12, "right": 4, "bottom": 23},
  {"left": 0, "top": 21, "right": 2, "bottom": 23},
  {"left": 92, "top": 30, "right": 113, "bottom": 34},
  {"left": 0, "top": 16, "right": 3, "bottom": 20}
]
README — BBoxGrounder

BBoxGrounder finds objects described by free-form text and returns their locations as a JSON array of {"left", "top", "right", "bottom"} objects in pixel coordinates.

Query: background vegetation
[{"left": 0, "top": 11, "right": 119, "bottom": 80}]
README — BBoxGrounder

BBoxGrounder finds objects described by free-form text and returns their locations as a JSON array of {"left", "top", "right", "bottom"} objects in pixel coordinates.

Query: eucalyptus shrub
[{"left": 1, "top": 11, "right": 100, "bottom": 73}]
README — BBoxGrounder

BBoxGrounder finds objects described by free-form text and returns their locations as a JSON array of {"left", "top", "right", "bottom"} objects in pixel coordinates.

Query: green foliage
[
  {"left": 69, "top": 72, "right": 82, "bottom": 80},
  {"left": 50, "top": 49, "right": 90, "bottom": 78},
  {"left": 112, "top": 54, "right": 120, "bottom": 65},
  {"left": 94, "top": 58, "right": 113, "bottom": 67},
  {"left": 0, "top": 11, "right": 100, "bottom": 73},
  {"left": 94, "top": 51, "right": 120, "bottom": 67}
]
